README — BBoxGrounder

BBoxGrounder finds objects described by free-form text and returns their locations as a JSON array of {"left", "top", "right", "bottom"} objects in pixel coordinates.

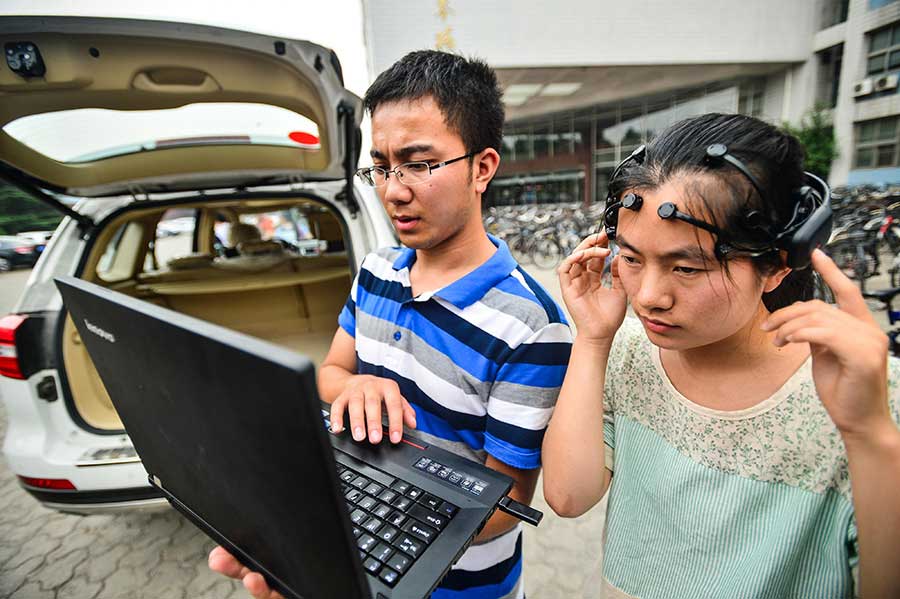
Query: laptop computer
[{"left": 55, "top": 276, "right": 542, "bottom": 599}]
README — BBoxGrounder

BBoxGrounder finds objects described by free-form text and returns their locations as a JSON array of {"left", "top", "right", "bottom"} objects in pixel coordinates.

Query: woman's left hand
[{"left": 762, "top": 249, "right": 892, "bottom": 440}]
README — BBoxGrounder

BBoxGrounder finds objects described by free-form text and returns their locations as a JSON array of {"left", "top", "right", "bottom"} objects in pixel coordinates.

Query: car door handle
[{"left": 132, "top": 68, "right": 221, "bottom": 93}]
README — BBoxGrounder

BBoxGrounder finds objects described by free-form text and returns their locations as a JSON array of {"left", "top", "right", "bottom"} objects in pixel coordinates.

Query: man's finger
[
  {"left": 812, "top": 249, "right": 875, "bottom": 322},
  {"left": 208, "top": 546, "right": 249, "bottom": 580},
  {"left": 402, "top": 398, "right": 417, "bottom": 430},
  {"left": 383, "top": 389, "right": 405, "bottom": 444},
  {"left": 328, "top": 396, "right": 347, "bottom": 434},
  {"left": 346, "top": 392, "right": 366, "bottom": 441},
  {"left": 363, "top": 391, "right": 384, "bottom": 444},
  {"left": 243, "top": 571, "right": 284, "bottom": 599}
]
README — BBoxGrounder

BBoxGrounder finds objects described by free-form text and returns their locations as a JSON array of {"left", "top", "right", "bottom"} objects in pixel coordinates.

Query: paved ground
[{"left": 0, "top": 265, "right": 607, "bottom": 599}]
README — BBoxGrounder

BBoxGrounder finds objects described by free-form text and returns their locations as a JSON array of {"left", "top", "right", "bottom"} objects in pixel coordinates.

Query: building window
[
  {"left": 816, "top": 44, "right": 843, "bottom": 108},
  {"left": 821, "top": 0, "right": 849, "bottom": 29},
  {"left": 866, "top": 22, "right": 900, "bottom": 76},
  {"left": 854, "top": 117, "right": 899, "bottom": 168},
  {"left": 738, "top": 80, "right": 765, "bottom": 117}
]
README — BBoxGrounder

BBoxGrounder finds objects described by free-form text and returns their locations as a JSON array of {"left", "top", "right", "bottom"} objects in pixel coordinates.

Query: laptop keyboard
[{"left": 336, "top": 462, "right": 459, "bottom": 588}]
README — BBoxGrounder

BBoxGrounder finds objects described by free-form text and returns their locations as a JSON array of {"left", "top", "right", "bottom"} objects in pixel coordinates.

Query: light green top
[{"left": 600, "top": 318, "right": 900, "bottom": 599}]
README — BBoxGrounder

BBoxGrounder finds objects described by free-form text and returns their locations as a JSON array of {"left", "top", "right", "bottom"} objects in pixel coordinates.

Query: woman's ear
[
  {"left": 763, "top": 251, "right": 792, "bottom": 293},
  {"left": 473, "top": 148, "right": 500, "bottom": 194}
]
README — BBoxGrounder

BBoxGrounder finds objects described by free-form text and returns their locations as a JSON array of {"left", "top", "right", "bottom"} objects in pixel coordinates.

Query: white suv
[{"left": 0, "top": 16, "right": 395, "bottom": 513}]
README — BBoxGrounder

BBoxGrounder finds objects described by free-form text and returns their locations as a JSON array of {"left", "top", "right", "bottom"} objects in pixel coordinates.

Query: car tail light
[
  {"left": 14, "top": 246, "right": 32, "bottom": 254},
  {"left": 0, "top": 314, "right": 27, "bottom": 379},
  {"left": 18, "top": 476, "right": 77, "bottom": 490}
]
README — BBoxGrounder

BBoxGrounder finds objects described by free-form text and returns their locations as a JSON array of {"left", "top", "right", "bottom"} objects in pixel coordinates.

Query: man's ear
[{"left": 473, "top": 148, "right": 500, "bottom": 194}]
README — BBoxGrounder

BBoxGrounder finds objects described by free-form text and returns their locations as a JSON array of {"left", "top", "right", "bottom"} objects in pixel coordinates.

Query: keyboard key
[
  {"left": 350, "top": 509, "right": 368, "bottom": 525},
  {"left": 437, "top": 502, "right": 458, "bottom": 519},
  {"left": 357, "top": 534, "right": 378, "bottom": 552},
  {"left": 340, "top": 470, "right": 356, "bottom": 483},
  {"left": 391, "top": 496, "right": 413, "bottom": 512},
  {"left": 437, "top": 467, "right": 452, "bottom": 479},
  {"left": 395, "top": 534, "right": 424, "bottom": 558},
  {"left": 378, "top": 525, "right": 399, "bottom": 543},
  {"left": 448, "top": 472, "right": 463, "bottom": 484},
  {"left": 357, "top": 496, "right": 377, "bottom": 511},
  {"left": 402, "top": 520, "right": 438, "bottom": 545},
  {"left": 386, "top": 552, "right": 412, "bottom": 574},
  {"left": 419, "top": 493, "right": 442, "bottom": 511},
  {"left": 426, "top": 463, "right": 441, "bottom": 474},
  {"left": 351, "top": 476, "right": 370, "bottom": 489},
  {"left": 409, "top": 504, "right": 448, "bottom": 530},
  {"left": 362, "top": 557, "right": 381, "bottom": 574},
  {"left": 352, "top": 526, "right": 363, "bottom": 539},
  {"left": 406, "top": 487, "right": 423, "bottom": 500},
  {"left": 379, "top": 566, "right": 400, "bottom": 587},
  {"left": 371, "top": 542, "right": 394, "bottom": 563},
  {"left": 363, "top": 517, "right": 384, "bottom": 534},
  {"left": 364, "top": 482, "right": 384, "bottom": 496},
  {"left": 414, "top": 457, "right": 432, "bottom": 470},
  {"left": 373, "top": 502, "right": 392, "bottom": 519},
  {"left": 377, "top": 489, "right": 398, "bottom": 503},
  {"left": 345, "top": 489, "right": 362, "bottom": 503},
  {"left": 391, "top": 480, "right": 411, "bottom": 494},
  {"left": 386, "top": 511, "right": 407, "bottom": 527}
]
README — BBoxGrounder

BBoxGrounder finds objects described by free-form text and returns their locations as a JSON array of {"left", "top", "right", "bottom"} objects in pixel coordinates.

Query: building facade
[{"left": 364, "top": 0, "right": 900, "bottom": 204}]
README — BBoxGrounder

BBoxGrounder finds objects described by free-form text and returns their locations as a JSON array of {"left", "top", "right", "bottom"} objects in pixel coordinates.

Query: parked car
[
  {"left": 0, "top": 235, "right": 40, "bottom": 271},
  {"left": 0, "top": 16, "right": 395, "bottom": 513}
]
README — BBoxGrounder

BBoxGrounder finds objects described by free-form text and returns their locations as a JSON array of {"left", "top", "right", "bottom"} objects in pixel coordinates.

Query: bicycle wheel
[{"left": 532, "top": 238, "right": 562, "bottom": 270}]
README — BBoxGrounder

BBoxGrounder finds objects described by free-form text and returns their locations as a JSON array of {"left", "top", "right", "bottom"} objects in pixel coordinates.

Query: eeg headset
[{"left": 603, "top": 144, "right": 833, "bottom": 269}]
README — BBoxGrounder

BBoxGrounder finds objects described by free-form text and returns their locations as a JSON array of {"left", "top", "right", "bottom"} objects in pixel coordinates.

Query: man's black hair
[{"left": 363, "top": 50, "right": 505, "bottom": 155}]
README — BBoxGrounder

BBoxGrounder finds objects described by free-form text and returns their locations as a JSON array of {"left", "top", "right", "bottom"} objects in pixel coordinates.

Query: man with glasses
[{"left": 210, "top": 49, "right": 572, "bottom": 599}]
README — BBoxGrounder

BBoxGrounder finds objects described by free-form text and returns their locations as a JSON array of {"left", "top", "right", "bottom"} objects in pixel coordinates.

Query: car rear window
[{"left": 3, "top": 102, "right": 320, "bottom": 163}]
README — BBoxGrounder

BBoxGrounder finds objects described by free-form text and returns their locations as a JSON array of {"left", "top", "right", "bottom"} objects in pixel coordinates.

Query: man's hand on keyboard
[
  {"left": 329, "top": 374, "right": 417, "bottom": 444},
  {"left": 208, "top": 546, "right": 284, "bottom": 599}
]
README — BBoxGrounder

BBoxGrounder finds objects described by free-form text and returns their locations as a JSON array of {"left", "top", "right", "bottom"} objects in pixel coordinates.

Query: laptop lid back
[{"left": 55, "top": 276, "right": 369, "bottom": 599}]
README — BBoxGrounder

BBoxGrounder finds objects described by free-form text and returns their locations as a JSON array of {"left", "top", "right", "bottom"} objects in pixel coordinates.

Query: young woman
[{"left": 542, "top": 113, "right": 900, "bottom": 598}]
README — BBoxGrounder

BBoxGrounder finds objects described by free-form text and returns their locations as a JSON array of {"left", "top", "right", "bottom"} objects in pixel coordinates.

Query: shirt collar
[{"left": 391, "top": 234, "right": 516, "bottom": 309}]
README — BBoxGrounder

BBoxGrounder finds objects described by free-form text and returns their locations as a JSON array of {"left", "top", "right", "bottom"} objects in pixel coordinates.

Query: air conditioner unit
[
  {"left": 875, "top": 73, "right": 900, "bottom": 92},
  {"left": 854, "top": 78, "right": 874, "bottom": 97}
]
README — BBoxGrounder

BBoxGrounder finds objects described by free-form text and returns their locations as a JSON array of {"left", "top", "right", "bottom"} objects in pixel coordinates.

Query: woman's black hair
[{"left": 608, "top": 113, "right": 818, "bottom": 312}]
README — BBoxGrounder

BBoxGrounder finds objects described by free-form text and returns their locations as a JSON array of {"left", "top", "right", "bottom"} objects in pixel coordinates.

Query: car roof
[{"left": 0, "top": 16, "right": 363, "bottom": 197}]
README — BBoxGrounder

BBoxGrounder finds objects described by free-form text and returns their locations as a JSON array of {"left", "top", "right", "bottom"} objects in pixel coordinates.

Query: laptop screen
[{"left": 55, "top": 276, "right": 370, "bottom": 599}]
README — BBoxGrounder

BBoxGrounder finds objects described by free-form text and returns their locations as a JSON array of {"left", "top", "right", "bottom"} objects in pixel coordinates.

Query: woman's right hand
[{"left": 557, "top": 231, "right": 627, "bottom": 344}]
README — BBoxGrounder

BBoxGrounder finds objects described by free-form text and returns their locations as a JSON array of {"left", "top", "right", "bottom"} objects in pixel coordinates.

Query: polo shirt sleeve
[
  {"left": 337, "top": 265, "right": 362, "bottom": 338},
  {"left": 484, "top": 322, "right": 573, "bottom": 469}
]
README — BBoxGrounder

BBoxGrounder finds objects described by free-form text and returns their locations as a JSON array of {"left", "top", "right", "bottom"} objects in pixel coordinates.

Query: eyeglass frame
[{"left": 355, "top": 151, "right": 477, "bottom": 187}]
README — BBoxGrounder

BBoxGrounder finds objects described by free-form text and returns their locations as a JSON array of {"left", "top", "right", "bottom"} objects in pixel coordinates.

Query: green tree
[
  {"left": 782, "top": 105, "right": 838, "bottom": 180},
  {"left": 0, "top": 182, "right": 63, "bottom": 235}
]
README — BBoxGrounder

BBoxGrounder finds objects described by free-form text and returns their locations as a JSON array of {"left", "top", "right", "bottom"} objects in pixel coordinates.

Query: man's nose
[{"left": 382, "top": 171, "right": 412, "bottom": 204}]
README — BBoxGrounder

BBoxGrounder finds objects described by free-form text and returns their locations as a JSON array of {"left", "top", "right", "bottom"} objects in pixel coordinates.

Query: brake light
[
  {"left": 14, "top": 246, "right": 32, "bottom": 254},
  {"left": 0, "top": 314, "right": 26, "bottom": 379},
  {"left": 18, "top": 476, "right": 77, "bottom": 490}
]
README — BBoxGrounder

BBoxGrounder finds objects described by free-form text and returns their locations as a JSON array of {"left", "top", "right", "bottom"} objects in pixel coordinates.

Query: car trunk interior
[{"left": 62, "top": 196, "right": 352, "bottom": 431}]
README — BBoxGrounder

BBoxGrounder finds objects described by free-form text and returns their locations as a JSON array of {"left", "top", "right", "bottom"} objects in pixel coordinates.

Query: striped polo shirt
[{"left": 338, "top": 235, "right": 572, "bottom": 598}]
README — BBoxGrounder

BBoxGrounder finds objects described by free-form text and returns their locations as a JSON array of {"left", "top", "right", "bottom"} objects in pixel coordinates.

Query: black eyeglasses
[{"left": 355, "top": 152, "right": 476, "bottom": 187}]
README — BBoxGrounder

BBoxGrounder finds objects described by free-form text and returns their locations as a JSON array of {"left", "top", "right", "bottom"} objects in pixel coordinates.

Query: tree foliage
[
  {"left": 782, "top": 105, "right": 838, "bottom": 180},
  {"left": 0, "top": 182, "right": 63, "bottom": 235}
]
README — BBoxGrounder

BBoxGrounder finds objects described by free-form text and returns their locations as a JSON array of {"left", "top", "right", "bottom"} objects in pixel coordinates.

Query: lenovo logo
[{"left": 84, "top": 319, "right": 116, "bottom": 343}]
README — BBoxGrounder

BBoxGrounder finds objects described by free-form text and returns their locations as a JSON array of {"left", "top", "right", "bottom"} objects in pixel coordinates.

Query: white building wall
[
  {"left": 366, "top": 0, "right": 817, "bottom": 73},
  {"left": 830, "top": 0, "right": 900, "bottom": 184}
]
